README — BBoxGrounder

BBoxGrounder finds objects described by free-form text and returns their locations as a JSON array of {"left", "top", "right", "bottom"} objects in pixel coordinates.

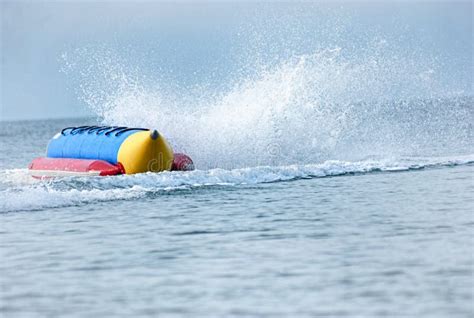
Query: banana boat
[{"left": 29, "top": 126, "right": 194, "bottom": 178}]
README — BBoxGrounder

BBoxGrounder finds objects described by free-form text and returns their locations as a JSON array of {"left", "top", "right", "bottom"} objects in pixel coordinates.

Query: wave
[{"left": 1, "top": 155, "right": 472, "bottom": 213}]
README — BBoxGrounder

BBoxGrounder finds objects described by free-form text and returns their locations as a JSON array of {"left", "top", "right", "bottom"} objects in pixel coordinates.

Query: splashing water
[
  {"left": 61, "top": 42, "right": 472, "bottom": 170},
  {"left": 55, "top": 6, "right": 472, "bottom": 170}
]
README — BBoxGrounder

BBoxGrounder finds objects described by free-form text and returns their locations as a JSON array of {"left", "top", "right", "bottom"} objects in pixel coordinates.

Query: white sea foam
[{"left": 1, "top": 155, "right": 472, "bottom": 213}]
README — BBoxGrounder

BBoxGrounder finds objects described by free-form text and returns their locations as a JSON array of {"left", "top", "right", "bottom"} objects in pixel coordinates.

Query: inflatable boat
[{"left": 29, "top": 126, "right": 194, "bottom": 178}]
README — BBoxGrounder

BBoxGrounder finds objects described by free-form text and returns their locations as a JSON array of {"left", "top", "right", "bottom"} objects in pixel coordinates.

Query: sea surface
[
  {"left": 0, "top": 114, "right": 473, "bottom": 317},
  {"left": 2, "top": 2, "right": 474, "bottom": 316}
]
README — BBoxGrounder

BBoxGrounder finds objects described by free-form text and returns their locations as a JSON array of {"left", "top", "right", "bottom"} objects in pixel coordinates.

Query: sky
[{"left": 1, "top": 0, "right": 472, "bottom": 121}]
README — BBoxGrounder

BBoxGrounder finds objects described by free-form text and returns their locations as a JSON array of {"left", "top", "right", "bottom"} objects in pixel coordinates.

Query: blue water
[
  {"left": 1, "top": 3, "right": 473, "bottom": 315},
  {"left": 0, "top": 114, "right": 473, "bottom": 317}
]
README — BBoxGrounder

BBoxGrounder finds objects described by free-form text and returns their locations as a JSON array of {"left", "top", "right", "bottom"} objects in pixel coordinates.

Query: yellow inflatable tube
[{"left": 117, "top": 130, "right": 174, "bottom": 174}]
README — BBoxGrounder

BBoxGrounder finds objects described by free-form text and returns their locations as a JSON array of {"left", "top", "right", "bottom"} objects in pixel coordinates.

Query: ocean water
[
  {"left": 0, "top": 105, "right": 473, "bottom": 318},
  {"left": 1, "top": 5, "right": 473, "bottom": 314}
]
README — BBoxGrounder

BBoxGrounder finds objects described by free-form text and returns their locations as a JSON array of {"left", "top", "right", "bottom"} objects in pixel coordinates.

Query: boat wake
[{"left": 1, "top": 155, "right": 472, "bottom": 213}]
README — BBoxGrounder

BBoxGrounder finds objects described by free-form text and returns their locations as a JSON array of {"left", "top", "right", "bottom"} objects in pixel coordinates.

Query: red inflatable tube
[
  {"left": 29, "top": 153, "right": 194, "bottom": 178},
  {"left": 171, "top": 153, "right": 195, "bottom": 171},
  {"left": 29, "top": 157, "right": 124, "bottom": 178}
]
